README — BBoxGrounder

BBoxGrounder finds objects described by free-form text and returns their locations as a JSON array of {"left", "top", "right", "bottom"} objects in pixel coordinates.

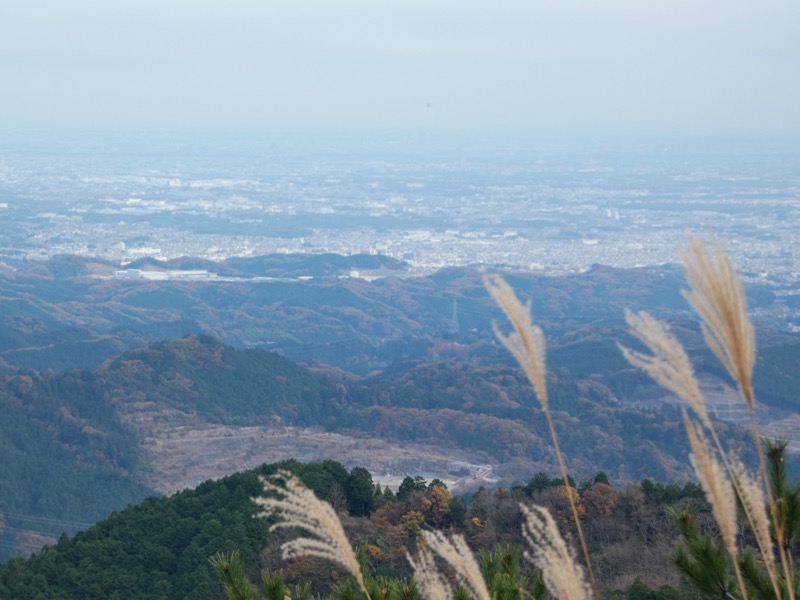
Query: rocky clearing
[{"left": 120, "top": 401, "right": 496, "bottom": 496}]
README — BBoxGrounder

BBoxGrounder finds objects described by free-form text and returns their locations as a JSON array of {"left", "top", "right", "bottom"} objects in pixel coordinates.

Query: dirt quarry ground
[
  {"left": 120, "top": 375, "right": 800, "bottom": 498},
  {"left": 120, "top": 401, "right": 496, "bottom": 496}
]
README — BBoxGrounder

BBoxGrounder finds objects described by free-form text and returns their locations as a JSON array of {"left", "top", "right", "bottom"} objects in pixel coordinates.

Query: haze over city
[
  {"left": 2, "top": 2, "right": 800, "bottom": 310},
  {"left": 1, "top": 133, "right": 800, "bottom": 292}
]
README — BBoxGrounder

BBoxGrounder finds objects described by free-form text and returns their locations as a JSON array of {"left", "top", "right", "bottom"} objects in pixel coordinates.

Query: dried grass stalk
[
  {"left": 730, "top": 458, "right": 777, "bottom": 583},
  {"left": 484, "top": 272, "right": 598, "bottom": 599},
  {"left": 407, "top": 545, "right": 453, "bottom": 600},
  {"left": 682, "top": 409, "right": 748, "bottom": 599},
  {"left": 681, "top": 237, "right": 793, "bottom": 600},
  {"left": 519, "top": 503, "right": 589, "bottom": 600},
  {"left": 484, "top": 273, "right": 548, "bottom": 407},
  {"left": 621, "top": 304, "right": 781, "bottom": 598},
  {"left": 683, "top": 410, "right": 738, "bottom": 559},
  {"left": 419, "top": 530, "right": 491, "bottom": 600},
  {"left": 681, "top": 237, "right": 755, "bottom": 405},
  {"left": 620, "top": 309, "right": 710, "bottom": 428},
  {"left": 253, "top": 471, "right": 369, "bottom": 597}
]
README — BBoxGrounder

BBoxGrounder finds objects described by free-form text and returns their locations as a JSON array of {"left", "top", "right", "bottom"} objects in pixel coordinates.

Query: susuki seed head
[
  {"left": 407, "top": 545, "right": 452, "bottom": 600},
  {"left": 253, "top": 471, "right": 369, "bottom": 597},
  {"left": 519, "top": 503, "right": 589, "bottom": 600},
  {"left": 620, "top": 309, "right": 710, "bottom": 428},
  {"left": 417, "top": 530, "right": 491, "bottom": 600},
  {"left": 484, "top": 273, "right": 549, "bottom": 408},
  {"left": 682, "top": 409, "right": 738, "bottom": 561},
  {"left": 681, "top": 237, "right": 756, "bottom": 405}
]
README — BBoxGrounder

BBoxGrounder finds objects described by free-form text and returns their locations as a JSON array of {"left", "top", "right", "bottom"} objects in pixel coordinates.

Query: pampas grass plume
[
  {"left": 418, "top": 530, "right": 491, "bottom": 600},
  {"left": 484, "top": 271, "right": 599, "bottom": 598},
  {"left": 620, "top": 309, "right": 710, "bottom": 428},
  {"left": 519, "top": 503, "right": 588, "bottom": 600},
  {"left": 253, "top": 471, "right": 369, "bottom": 598},
  {"left": 682, "top": 409, "right": 738, "bottom": 559},
  {"left": 484, "top": 273, "right": 549, "bottom": 407},
  {"left": 681, "top": 407, "right": 746, "bottom": 597},
  {"left": 407, "top": 545, "right": 453, "bottom": 600},
  {"left": 730, "top": 458, "right": 776, "bottom": 581},
  {"left": 681, "top": 237, "right": 756, "bottom": 405}
]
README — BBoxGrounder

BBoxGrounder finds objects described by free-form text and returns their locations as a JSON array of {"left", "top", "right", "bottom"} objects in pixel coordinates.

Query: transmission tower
[{"left": 448, "top": 299, "right": 460, "bottom": 336}]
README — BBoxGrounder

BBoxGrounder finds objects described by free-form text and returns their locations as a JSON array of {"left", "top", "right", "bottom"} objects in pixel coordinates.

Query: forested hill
[
  {"left": 52, "top": 334, "right": 760, "bottom": 484},
  {"left": 0, "top": 336, "right": 346, "bottom": 562},
  {"left": 0, "top": 462, "right": 285, "bottom": 600},
  {"left": 1, "top": 331, "right": 777, "bottom": 562},
  {"left": 0, "top": 459, "right": 411, "bottom": 599},
  {"left": 98, "top": 334, "right": 347, "bottom": 426},
  {"left": 0, "top": 457, "right": 716, "bottom": 600},
  {"left": 0, "top": 367, "right": 154, "bottom": 559}
]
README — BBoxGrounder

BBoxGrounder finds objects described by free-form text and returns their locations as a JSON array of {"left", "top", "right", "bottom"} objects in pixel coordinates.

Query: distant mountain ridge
[{"left": 0, "top": 252, "right": 791, "bottom": 377}]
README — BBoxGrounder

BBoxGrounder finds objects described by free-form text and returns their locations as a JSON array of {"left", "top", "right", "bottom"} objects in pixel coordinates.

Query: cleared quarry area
[{"left": 122, "top": 401, "right": 496, "bottom": 496}]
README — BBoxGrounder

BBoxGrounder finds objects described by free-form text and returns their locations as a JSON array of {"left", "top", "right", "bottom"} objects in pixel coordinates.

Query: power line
[{"left": 2, "top": 511, "right": 93, "bottom": 529}]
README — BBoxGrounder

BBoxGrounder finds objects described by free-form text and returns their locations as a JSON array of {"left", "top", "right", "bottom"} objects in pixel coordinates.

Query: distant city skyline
[{"left": 2, "top": 1, "right": 800, "bottom": 136}]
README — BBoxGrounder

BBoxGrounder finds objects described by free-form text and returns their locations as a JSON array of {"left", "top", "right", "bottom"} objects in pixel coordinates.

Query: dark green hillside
[
  {"left": 0, "top": 460, "right": 379, "bottom": 600},
  {"left": 0, "top": 469, "right": 267, "bottom": 599},
  {"left": 0, "top": 457, "right": 730, "bottom": 599},
  {"left": 0, "top": 369, "right": 154, "bottom": 561}
]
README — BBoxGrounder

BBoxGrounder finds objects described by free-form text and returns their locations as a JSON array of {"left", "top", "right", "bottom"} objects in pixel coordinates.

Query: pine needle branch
[{"left": 210, "top": 550, "right": 260, "bottom": 600}]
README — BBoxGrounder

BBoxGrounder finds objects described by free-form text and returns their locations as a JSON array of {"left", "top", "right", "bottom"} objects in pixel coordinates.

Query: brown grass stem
[
  {"left": 484, "top": 273, "right": 599, "bottom": 600},
  {"left": 683, "top": 409, "right": 748, "bottom": 600},
  {"left": 682, "top": 237, "right": 794, "bottom": 600},
  {"left": 621, "top": 308, "right": 783, "bottom": 598}
]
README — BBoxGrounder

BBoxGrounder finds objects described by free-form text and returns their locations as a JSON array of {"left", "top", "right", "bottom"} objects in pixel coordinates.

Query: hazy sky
[{"left": 2, "top": 1, "right": 799, "bottom": 135}]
